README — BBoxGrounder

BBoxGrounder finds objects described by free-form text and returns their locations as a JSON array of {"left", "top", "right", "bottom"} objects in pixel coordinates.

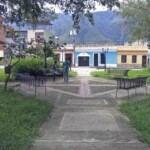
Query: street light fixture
[
  {"left": 59, "top": 43, "right": 66, "bottom": 62},
  {"left": 102, "top": 47, "right": 109, "bottom": 71},
  {"left": 69, "top": 28, "right": 77, "bottom": 66}
]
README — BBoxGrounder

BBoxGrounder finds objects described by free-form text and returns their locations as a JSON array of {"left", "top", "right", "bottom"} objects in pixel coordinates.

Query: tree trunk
[{"left": 4, "top": 73, "right": 11, "bottom": 91}]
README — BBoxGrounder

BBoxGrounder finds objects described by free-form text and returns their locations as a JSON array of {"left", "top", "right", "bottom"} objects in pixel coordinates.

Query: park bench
[
  {"left": 17, "top": 73, "right": 47, "bottom": 96},
  {"left": 115, "top": 76, "right": 150, "bottom": 99},
  {"left": 107, "top": 68, "right": 129, "bottom": 77},
  {"left": 39, "top": 67, "right": 63, "bottom": 78}
]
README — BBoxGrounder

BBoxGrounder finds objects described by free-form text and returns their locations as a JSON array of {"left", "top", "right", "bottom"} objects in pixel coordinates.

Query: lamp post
[
  {"left": 69, "top": 28, "right": 76, "bottom": 66},
  {"left": 102, "top": 47, "right": 109, "bottom": 71},
  {"left": 60, "top": 43, "right": 66, "bottom": 62}
]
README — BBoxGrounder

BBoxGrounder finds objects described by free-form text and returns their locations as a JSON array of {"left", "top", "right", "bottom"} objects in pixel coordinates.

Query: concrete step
[{"left": 30, "top": 141, "right": 149, "bottom": 150}]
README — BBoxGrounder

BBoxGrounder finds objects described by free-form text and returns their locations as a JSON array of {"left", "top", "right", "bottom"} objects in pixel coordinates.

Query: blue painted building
[{"left": 75, "top": 45, "right": 117, "bottom": 67}]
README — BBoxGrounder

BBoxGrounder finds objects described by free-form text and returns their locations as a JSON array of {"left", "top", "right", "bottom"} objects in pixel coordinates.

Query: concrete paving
[
  {"left": 17, "top": 76, "right": 150, "bottom": 150},
  {"left": 72, "top": 67, "right": 103, "bottom": 76}
]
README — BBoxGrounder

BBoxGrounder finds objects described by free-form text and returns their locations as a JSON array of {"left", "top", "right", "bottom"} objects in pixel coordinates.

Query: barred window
[
  {"left": 132, "top": 55, "right": 137, "bottom": 63},
  {"left": 121, "top": 55, "right": 127, "bottom": 63}
]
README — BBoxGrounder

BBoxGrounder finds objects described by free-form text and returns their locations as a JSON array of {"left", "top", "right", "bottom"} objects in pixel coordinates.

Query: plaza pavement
[{"left": 17, "top": 74, "right": 150, "bottom": 150}]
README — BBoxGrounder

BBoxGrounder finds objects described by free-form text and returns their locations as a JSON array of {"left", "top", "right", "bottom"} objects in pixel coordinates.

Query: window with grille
[
  {"left": 121, "top": 55, "right": 127, "bottom": 63},
  {"left": 132, "top": 55, "right": 137, "bottom": 63}
]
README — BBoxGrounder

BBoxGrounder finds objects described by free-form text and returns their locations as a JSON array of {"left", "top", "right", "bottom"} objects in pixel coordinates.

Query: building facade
[
  {"left": 27, "top": 29, "right": 51, "bottom": 47},
  {"left": 117, "top": 46, "right": 148, "bottom": 68},
  {"left": 0, "top": 16, "right": 13, "bottom": 63},
  {"left": 74, "top": 45, "right": 117, "bottom": 67},
  {"left": 54, "top": 44, "right": 75, "bottom": 65}
]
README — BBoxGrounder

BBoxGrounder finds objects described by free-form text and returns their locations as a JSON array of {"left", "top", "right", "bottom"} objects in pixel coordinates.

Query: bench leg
[
  {"left": 35, "top": 84, "right": 36, "bottom": 97},
  {"left": 127, "top": 89, "right": 129, "bottom": 100},
  {"left": 145, "top": 86, "right": 148, "bottom": 95},
  {"left": 116, "top": 87, "right": 118, "bottom": 99},
  {"left": 45, "top": 83, "right": 47, "bottom": 96}
]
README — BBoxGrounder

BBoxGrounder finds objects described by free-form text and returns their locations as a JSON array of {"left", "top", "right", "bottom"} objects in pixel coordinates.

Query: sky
[
  {"left": 47, "top": 2, "right": 109, "bottom": 13},
  {"left": 49, "top": 1, "right": 121, "bottom": 14}
]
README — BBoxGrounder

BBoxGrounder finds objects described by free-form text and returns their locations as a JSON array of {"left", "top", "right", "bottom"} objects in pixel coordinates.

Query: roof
[{"left": 117, "top": 46, "right": 148, "bottom": 51}]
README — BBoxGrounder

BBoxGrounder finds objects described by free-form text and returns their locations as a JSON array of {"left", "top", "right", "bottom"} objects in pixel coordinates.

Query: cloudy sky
[{"left": 47, "top": 2, "right": 112, "bottom": 13}]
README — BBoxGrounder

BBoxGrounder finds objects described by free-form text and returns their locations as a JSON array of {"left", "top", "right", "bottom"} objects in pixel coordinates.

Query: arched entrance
[{"left": 77, "top": 53, "right": 90, "bottom": 66}]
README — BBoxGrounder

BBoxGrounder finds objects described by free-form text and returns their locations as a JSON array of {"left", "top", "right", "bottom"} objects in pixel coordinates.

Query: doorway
[
  {"left": 94, "top": 54, "right": 98, "bottom": 66},
  {"left": 65, "top": 54, "right": 72, "bottom": 65},
  {"left": 78, "top": 56, "right": 89, "bottom": 66},
  {"left": 101, "top": 53, "right": 105, "bottom": 64},
  {"left": 142, "top": 55, "right": 147, "bottom": 67}
]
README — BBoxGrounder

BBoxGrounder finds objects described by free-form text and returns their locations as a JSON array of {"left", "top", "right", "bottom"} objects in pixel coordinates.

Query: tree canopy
[
  {"left": 119, "top": 0, "right": 150, "bottom": 42},
  {"left": 0, "top": 0, "right": 120, "bottom": 31}
]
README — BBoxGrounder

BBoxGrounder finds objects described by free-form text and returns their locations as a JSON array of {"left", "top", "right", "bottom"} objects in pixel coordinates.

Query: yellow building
[{"left": 117, "top": 46, "right": 148, "bottom": 68}]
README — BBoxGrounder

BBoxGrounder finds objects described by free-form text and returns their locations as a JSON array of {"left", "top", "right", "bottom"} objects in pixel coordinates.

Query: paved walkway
[
  {"left": 72, "top": 67, "right": 102, "bottom": 76},
  {"left": 19, "top": 77, "right": 150, "bottom": 150}
]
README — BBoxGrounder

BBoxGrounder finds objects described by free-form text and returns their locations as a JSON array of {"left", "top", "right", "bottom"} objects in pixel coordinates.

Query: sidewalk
[
  {"left": 26, "top": 77, "right": 150, "bottom": 150},
  {"left": 72, "top": 67, "right": 103, "bottom": 76}
]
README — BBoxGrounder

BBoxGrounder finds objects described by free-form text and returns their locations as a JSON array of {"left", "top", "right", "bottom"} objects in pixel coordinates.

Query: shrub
[
  {"left": 47, "top": 59, "right": 54, "bottom": 67},
  {"left": 69, "top": 70, "right": 77, "bottom": 77},
  {"left": 12, "top": 58, "right": 63, "bottom": 74},
  {"left": 12, "top": 58, "right": 44, "bottom": 73}
]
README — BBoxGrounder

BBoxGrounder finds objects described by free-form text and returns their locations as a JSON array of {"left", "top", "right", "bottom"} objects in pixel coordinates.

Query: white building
[{"left": 27, "top": 29, "right": 51, "bottom": 47}]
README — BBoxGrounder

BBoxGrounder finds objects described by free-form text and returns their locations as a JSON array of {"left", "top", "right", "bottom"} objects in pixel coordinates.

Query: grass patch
[
  {"left": 0, "top": 68, "right": 15, "bottom": 81},
  {"left": 128, "top": 69, "right": 150, "bottom": 77},
  {"left": 0, "top": 86, "right": 53, "bottom": 150},
  {"left": 0, "top": 68, "right": 5, "bottom": 81},
  {"left": 91, "top": 69, "right": 150, "bottom": 81},
  {"left": 120, "top": 98, "right": 150, "bottom": 144},
  {"left": 69, "top": 70, "right": 77, "bottom": 77},
  {"left": 91, "top": 71, "right": 112, "bottom": 79}
]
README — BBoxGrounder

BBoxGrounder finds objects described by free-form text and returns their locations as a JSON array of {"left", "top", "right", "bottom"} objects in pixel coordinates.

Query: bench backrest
[
  {"left": 115, "top": 76, "right": 149, "bottom": 89},
  {"left": 107, "top": 68, "right": 129, "bottom": 76}
]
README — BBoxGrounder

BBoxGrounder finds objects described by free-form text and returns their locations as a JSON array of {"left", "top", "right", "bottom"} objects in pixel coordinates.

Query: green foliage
[
  {"left": 12, "top": 57, "right": 63, "bottom": 74},
  {"left": 120, "top": 0, "right": 150, "bottom": 41},
  {"left": 0, "top": 68, "right": 15, "bottom": 81},
  {"left": 91, "top": 71, "right": 112, "bottom": 79},
  {"left": 91, "top": 69, "right": 150, "bottom": 81},
  {"left": 0, "top": 68, "right": 5, "bottom": 81},
  {"left": 43, "top": 44, "right": 54, "bottom": 58},
  {"left": 69, "top": 70, "right": 77, "bottom": 77},
  {"left": 0, "top": 86, "right": 53, "bottom": 150},
  {"left": 29, "top": 11, "right": 58, "bottom": 26},
  {"left": 47, "top": 59, "right": 55, "bottom": 67},
  {"left": 12, "top": 58, "right": 44, "bottom": 73},
  {"left": 2, "top": 0, "right": 119, "bottom": 32},
  {"left": 25, "top": 46, "right": 43, "bottom": 57},
  {"left": 128, "top": 69, "right": 150, "bottom": 78},
  {"left": 57, "top": 62, "right": 63, "bottom": 68},
  {"left": 120, "top": 98, "right": 150, "bottom": 144}
]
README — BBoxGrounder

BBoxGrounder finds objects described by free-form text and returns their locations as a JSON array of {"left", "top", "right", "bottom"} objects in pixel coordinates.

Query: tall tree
[
  {"left": 0, "top": 0, "right": 119, "bottom": 31},
  {"left": 119, "top": 0, "right": 150, "bottom": 42}
]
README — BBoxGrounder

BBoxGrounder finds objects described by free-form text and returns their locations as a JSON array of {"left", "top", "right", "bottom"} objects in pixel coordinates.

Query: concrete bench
[{"left": 115, "top": 76, "right": 150, "bottom": 99}]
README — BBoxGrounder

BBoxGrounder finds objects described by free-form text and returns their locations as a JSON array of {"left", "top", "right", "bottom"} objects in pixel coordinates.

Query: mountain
[
  {"left": 52, "top": 11, "right": 129, "bottom": 45},
  {"left": 13, "top": 11, "right": 129, "bottom": 45}
]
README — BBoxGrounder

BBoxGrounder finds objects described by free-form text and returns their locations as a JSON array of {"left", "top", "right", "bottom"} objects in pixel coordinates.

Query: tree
[
  {"left": 0, "top": 0, "right": 120, "bottom": 31},
  {"left": 26, "top": 38, "right": 57, "bottom": 68},
  {"left": 119, "top": 0, "right": 150, "bottom": 42},
  {"left": 3, "top": 36, "right": 26, "bottom": 91},
  {"left": 43, "top": 41, "right": 54, "bottom": 68},
  {"left": 28, "top": 10, "right": 58, "bottom": 29}
]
